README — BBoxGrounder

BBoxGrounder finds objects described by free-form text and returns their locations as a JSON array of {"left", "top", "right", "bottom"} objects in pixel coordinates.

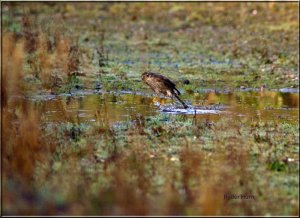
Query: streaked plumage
[{"left": 142, "top": 71, "right": 188, "bottom": 109}]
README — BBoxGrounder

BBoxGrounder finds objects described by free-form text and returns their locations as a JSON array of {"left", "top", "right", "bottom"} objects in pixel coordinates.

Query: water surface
[{"left": 25, "top": 89, "right": 299, "bottom": 125}]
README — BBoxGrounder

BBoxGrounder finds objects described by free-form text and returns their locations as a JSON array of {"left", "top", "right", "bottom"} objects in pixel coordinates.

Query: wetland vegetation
[{"left": 1, "top": 2, "right": 299, "bottom": 216}]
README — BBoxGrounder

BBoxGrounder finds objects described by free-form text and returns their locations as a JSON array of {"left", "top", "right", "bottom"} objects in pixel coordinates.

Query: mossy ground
[
  {"left": 3, "top": 112, "right": 299, "bottom": 215},
  {"left": 2, "top": 2, "right": 299, "bottom": 93}
]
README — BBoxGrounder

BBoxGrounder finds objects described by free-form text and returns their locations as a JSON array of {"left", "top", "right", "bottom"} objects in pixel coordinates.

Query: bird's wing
[
  {"left": 144, "top": 75, "right": 164, "bottom": 94},
  {"left": 173, "top": 87, "right": 181, "bottom": 95},
  {"left": 144, "top": 72, "right": 181, "bottom": 95},
  {"left": 161, "top": 76, "right": 181, "bottom": 95}
]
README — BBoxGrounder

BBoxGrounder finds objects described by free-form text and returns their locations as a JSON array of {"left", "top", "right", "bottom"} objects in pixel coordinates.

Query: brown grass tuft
[{"left": 2, "top": 33, "right": 25, "bottom": 107}]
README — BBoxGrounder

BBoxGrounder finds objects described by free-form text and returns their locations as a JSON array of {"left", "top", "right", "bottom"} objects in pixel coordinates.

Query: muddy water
[{"left": 27, "top": 89, "right": 299, "bottom": 125}]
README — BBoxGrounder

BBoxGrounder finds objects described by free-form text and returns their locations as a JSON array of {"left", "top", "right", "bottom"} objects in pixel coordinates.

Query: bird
[{"left": 141, "top": 71, "right": 189, "bottom": 109}]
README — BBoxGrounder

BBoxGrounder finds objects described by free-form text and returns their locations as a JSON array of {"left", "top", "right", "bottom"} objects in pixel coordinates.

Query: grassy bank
[
  {"left": 3, "top": 108, "right": 299, "bottom": 215},
  {"left": 2, "top": 2, "right": 299, "bottom": 94}
]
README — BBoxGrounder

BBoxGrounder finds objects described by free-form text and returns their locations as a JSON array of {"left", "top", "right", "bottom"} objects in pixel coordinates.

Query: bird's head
[{"left": 141, "top": 71, "right": 151, "bottom": 81}]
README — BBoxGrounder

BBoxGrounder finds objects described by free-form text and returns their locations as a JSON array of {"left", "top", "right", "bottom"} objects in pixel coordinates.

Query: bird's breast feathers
[{"left": 166, "top": 90, "right": 173, "bottom": 97}]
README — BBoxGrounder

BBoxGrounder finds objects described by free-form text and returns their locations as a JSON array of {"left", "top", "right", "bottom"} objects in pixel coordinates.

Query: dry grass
[
  {"left": 2, "top": 33, "right": 25, "bottom": 106},
  {"left": 1, "top": 34, "right": 54, "bottom": 181},
  {"left": 5, "top": 15, "right": 82, "bottom": 92}
]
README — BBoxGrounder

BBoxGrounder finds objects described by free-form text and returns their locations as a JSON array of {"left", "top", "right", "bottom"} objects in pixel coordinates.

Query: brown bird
[{"left": 142, "top": 71, "right": 189, "bottom": 109}]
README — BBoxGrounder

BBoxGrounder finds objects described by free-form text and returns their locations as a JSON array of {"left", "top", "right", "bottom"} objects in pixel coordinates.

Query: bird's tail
[{"left": 174, "top": 95, "right": 189, "bottom": 109}]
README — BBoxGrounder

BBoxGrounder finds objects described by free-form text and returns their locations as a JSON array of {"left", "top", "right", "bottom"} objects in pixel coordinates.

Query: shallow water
[{"left": 23, "top": 89, "right": 299, "bottom": 125}]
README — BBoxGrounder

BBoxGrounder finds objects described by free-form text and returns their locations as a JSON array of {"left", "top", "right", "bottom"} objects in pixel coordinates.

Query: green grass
[
  {"left": 3, "top": 111, "right": 298, "bottom": 215},
  {"left": 2, "top": 2, "right": 299, "bottom": 94}
]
